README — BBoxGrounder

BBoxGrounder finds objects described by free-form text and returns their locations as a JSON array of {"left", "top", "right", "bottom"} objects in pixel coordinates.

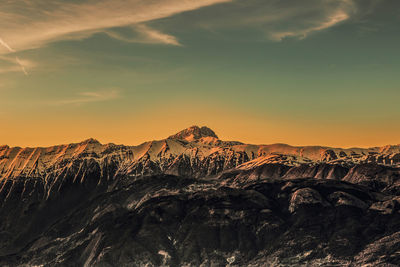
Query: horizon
[
  {"left": 1, "top": 124, "right": 399, "bottom": 150},
  {"left": 1, "top": 0, "right": 399, "bottom": 148}
]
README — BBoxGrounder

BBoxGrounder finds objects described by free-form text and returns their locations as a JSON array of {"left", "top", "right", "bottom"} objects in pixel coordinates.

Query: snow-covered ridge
[{"left": 0, "top": 126, "right": 399, "bottom": 179}]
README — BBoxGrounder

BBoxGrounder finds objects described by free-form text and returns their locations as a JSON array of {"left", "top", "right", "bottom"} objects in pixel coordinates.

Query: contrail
[
  {"left": 15, "top": 57, "right": 28, "bottom": 76},
  {"left": 0, "top": 37, "right": 15, "bottom": 53},
  {"left": 0, "top": 37, "right": 28, "bottom": 75}
]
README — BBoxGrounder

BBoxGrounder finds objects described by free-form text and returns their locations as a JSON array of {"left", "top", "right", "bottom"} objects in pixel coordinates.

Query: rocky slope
[{"left": 0, "top": 126, "right": 399, "bottom": 266}]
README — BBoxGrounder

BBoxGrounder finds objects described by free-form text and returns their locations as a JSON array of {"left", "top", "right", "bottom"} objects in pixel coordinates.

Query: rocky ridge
[{"left": 1, "top": 126, "right": 399, "bottom": 183}]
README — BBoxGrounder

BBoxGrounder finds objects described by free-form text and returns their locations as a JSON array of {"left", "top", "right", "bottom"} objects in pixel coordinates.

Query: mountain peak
[
  {"left": 80, "top": 138, "right": 101, "bottom": 145},
  {"left": 168, "top": 126, "right": 219, "bottom": 141}
]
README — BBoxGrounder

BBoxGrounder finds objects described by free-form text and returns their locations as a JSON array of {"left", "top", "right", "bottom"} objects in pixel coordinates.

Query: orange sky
[{"left": 1, "top": 103, "right": 399, "bottom": 148}]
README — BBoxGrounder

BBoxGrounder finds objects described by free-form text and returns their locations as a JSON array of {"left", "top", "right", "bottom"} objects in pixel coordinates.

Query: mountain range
[
  {"left": 1, "top": 126, "right": 400, "bottom": 175},
  {"left": 0, "top": 126, "right": 399, "bottom": 266}
]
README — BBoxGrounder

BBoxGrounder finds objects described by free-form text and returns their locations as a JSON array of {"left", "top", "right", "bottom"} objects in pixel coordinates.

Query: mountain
[
  {"left": 167, "top": 125, "right": 219, "bottom": 141},
  {"left": 0, "top": 126, "right": 399, "bottom": 266},
  {"left": 1, "top": 125, "right": 399, "bottom": 190},
  {"left": 1, "top": 125, "right": 399, "bottom": 178}
]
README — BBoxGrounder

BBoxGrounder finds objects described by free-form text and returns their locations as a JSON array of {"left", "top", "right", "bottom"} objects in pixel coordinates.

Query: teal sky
[{"left": 0, "top": 0, "right": 399, "bottom": 147}]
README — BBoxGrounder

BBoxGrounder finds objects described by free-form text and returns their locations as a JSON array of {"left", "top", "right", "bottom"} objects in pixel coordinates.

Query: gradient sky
[{"left": 0, "top": 0, "right": 399, "bottom": 148}]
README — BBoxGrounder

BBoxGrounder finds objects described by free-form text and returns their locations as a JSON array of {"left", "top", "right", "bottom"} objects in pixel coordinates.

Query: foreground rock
[{"left": 0, "top": 175, "right": 399, "bottom": 266}]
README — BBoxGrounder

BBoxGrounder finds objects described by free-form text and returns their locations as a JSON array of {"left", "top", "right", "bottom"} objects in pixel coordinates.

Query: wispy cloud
[
  {"left": 0, "top": 37, "right": 15, "bottom": 53},
  {"left": 135, "top": 25, "right": 182, "bottom": 46},
  {"left": 269, "top": 8, "right": 351, "bottom": 41},
  {"left": 0, "top": 55, "right": 34, "bottom": 75},
  {"left": 104, "top": 24, "right": 182, "bottom": 46},
  {"left": 52, "top": 89, "right": 121, "bottom": 106},
  {"left": 188, "top": 0, "right": 376, "bottom": 41},
  {"left": 15, "top": 57, "right": 28, "bottom": 76},
  {"left": 0, "top": 38, "right": 29, "bottom": 75},
  {"left": 0, "top": 0, "right": 230, "bottom": 55},
  {"left": 0, "top": 0, "right": 380, "bottom": 58}
]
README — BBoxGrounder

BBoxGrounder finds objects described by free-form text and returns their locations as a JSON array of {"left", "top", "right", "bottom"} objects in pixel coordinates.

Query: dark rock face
[
  {"left": 0, "top": 174, "right": 399, "bottom": 266},
  {"left": 224, "top": 162, "right": 400, "bottom": 194},
  {"left": 343, "top": 163, "right": 400, "bottom": 193}
]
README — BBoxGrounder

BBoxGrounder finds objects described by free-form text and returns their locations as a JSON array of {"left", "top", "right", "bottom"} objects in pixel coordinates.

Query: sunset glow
[{"left": 0, "top": 0, "right": 399, "bottom": 148}]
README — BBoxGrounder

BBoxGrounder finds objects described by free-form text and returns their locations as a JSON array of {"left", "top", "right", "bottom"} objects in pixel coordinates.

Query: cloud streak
[
  {"left": 0, "top": 55, "right": 33, "bottom": 75},
  {"left": 15, "top": 57, "right": 28, "bottom": 76},
  {"left": 0, "top": 38, "right": 15, "bottom": 53},
  {"left": 0, "top": 0, "right": 379, "bottom": 57},
  {"left": 104, "top": 24, "right": 182, "bottom": 46},
  {"left": 0, "top": 37, "right": 30, "bottom": 75},
  {"left": 52, "top": 89, "right": 120, "bottom": 106},
  {"left": 267, "top": 0, "right": 355, "bottom": 40},
  {"left": 0, "top": 0, "right": 230, "bottom": 54},
  {"left": 186, "top": 0, "right": 375, "bottom": 41}
]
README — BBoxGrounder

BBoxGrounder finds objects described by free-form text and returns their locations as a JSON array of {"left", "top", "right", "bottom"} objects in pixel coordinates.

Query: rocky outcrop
[
  {"left": 343, "top": 163, "right": 400, "bottom": 193},
  {"left": 222, "top": 159, "right": 400, "bottom": 193},
  {"left": 288, "top": 187, "right": 330, "bottom": 213},
  {"left": 0, "top": 176, "right": 399, "bottom": 266}
]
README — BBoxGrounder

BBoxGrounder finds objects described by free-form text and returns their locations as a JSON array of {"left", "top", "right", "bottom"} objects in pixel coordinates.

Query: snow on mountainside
[
  {"left": 167, "top": 125, "right": 219, "bottom": 142},
  {"left": 0, "top": 125, "right": 399, "bottom": 181}
]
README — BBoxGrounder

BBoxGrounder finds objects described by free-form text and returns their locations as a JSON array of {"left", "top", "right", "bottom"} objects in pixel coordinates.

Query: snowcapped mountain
[
  {"left": 1, "top": 125, "right": 399, "bottom": 181},
  {"left": 0, "top": 126, "right": 396, "bottom": 178}
]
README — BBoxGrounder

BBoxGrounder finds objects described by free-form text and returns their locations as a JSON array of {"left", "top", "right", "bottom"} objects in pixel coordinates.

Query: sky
[{"left": 0, "top": 0, "right": 399, "bottom": 148}]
